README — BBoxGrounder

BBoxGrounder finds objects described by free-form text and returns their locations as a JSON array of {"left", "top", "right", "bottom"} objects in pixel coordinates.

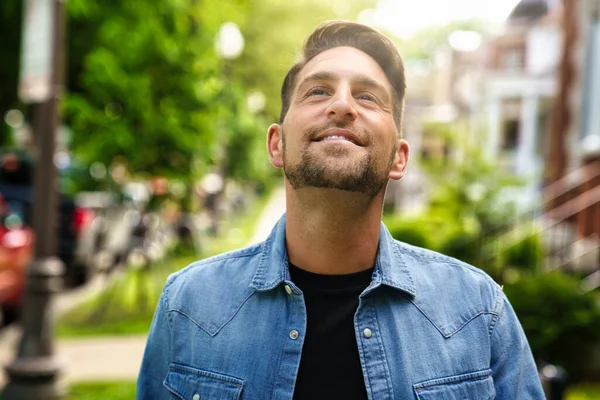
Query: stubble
[{"left": 281, "top": 126, "right": 396, "bottom": 198}]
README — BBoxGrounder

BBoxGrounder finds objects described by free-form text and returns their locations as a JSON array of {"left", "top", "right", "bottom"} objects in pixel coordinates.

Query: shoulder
[
  {"left": 170, "top": 242, "right": 263, "bottom": 281},
  {"left": 396, "top": 240, "right": 497, "bottom": 284},
  {"left": 393, "top": 239, "right": 503, "bottom": 317},
  {"left": 154, "top": 242, "right": 266, "bottom": 336},
  {"left": 162, "top": 242, "right": 264, "bottom": 306}
]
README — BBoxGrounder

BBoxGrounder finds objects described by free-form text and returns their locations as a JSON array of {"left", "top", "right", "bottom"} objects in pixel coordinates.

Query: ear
[
  {"left": 388, "top": 139, "right": 409, "bottom": 181},
  {"left": 267, "top": 124, "right": 284, "bottom": 169}
]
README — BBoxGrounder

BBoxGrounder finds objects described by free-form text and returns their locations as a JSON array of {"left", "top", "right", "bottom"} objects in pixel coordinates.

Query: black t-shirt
[{"left": 289, "top": 263, "right": 373, "bottom": 400}]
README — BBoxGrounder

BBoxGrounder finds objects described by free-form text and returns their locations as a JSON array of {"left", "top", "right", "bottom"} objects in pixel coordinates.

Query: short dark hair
[{"left": 279, "top": 21, "right": 406, "bottom": 132}]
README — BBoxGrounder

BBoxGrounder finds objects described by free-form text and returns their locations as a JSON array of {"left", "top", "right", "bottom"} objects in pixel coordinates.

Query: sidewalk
[
  {"left": 0, "top": 330, "right": 148, "bottom": 384},
  {"left": 0, "top": 186, "right": 286, "bottom": 384},
  {"left": 247, "top": 185, "right": 286, "bottom": 246}
]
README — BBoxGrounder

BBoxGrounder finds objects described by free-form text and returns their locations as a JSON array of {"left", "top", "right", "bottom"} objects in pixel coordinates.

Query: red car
[{"left": 0, "top": 193, "right": 34, "bottom": 325}]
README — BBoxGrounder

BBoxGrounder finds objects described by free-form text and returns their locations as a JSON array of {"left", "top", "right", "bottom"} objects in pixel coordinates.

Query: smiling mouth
[{"left": 315, "top": 135, "right": 359, "bottom": 145}]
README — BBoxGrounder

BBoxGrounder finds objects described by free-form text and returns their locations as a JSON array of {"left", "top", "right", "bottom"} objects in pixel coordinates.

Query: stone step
[{"left": 581, "top": 270, "right": 600, "bottom": 292}]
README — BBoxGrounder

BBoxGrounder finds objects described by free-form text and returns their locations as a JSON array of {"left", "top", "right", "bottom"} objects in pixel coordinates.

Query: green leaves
[
  {"left": 65, "top": 0, "right": 228, "bottom": 183},
  {"left": 3, "top": 0, "right": 376, "bottom": 190},
  {"left": 419, "top": 122, "right": 523, "bottom": 236},
  {"left": 504, "top": 273, "right": 600, "bottom": 381}
]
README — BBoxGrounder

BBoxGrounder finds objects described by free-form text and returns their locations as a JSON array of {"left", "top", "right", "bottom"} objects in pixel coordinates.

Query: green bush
[
  {"left": 504, "top": 272, "right": 600, "bottom": 382},
  {"left": 502, "top": 232, "right": 545, "bottom": 274},
  {"left": 437, "top": 230, "right": 480, "bottom": 266},
  {"left": 386, "top": 219, "right": 433, "bottom": 249}
]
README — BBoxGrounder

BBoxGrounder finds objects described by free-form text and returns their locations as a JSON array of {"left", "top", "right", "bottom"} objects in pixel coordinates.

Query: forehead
[{"left": 296, "top": 46, "right": 392, "bottom": 91}]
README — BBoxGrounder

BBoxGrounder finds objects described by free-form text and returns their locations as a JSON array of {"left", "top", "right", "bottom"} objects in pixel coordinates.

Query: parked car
[
  {"left": 0, "top": 193, "right": 33, "bottom": 325},
  {"left": 0, "top": 151, "right": 95, "bottom": 288}
]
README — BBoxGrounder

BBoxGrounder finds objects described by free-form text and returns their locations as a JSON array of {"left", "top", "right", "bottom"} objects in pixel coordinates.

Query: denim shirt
[{"left": 137, "top": 215, "right": 545, "bottom": 399}]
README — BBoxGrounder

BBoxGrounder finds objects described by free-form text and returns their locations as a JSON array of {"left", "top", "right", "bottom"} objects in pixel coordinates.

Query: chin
[
  {"left": 320, "top": 169, "right": 363, "bottom": 182},
  {"left": 317, "top": 145, "right": 356, "bottom": 158},
  {"left": 314, "top": 151, "right": 366, "bottom": 167}
]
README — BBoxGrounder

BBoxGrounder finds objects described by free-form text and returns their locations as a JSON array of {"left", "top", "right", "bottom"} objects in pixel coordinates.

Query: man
[{"left": 138, "top": 21, "right": 544, "bottom": 399}]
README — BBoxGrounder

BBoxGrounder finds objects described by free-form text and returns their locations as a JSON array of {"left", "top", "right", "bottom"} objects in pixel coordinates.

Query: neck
[{"left": 284, "top": 181, "right": 385, "bottom": 275}]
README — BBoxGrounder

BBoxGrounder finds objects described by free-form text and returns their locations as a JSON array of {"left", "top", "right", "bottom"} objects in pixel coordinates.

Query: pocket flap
[
  {"left": 164, "top": 363, "right": 244, "bottom": 400},
  {"left": 414, "top": 369, "right": 495, "bottom": 399}
]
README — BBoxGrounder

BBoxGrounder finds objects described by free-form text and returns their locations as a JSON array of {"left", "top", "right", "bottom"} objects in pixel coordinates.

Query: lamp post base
[
  {"left": 2, "top": 257, "right": 66, "bottom": 400},
  {"left": 3, "top": 356, "right": 65, "bottom": 400}
]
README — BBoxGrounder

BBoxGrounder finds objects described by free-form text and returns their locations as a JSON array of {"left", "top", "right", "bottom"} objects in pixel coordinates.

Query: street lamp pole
[{"left": 2, "top": 0, "right": 66, "bottom": 398}]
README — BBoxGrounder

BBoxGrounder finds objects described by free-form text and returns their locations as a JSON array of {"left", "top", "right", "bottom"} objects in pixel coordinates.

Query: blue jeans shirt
[{"left": 137, "top": 215, "right": 545, "bottom": 399}]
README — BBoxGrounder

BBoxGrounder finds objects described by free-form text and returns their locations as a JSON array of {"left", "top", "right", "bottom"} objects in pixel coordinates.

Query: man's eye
[
  {"left": 358, "top": 94, "right": 374, "bottom": 101},
  {"left": 308, "top": 89, "right": 326, "bottom": 96}
]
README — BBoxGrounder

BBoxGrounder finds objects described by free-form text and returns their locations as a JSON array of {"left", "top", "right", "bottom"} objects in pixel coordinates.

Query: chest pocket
[
  {"left": 164, "top": 363, "right": 244, "bottom": 400},
  {"left": 413, "top": 369, "right": 495, "bottom": 400}
]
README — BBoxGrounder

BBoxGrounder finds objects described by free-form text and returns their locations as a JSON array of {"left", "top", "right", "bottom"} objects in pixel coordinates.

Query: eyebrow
[{"left": 298, "top": 71, "right": 391, "bottom": 102}]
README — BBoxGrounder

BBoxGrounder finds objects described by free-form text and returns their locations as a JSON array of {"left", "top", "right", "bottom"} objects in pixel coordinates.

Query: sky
[{"left": 368, "top": 0, "right": 522, "bottom": 38}]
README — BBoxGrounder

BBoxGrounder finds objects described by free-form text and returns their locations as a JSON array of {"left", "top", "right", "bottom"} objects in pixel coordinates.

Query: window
[{"left": 502, "top": 120, "right": 520, "bottom": 151}]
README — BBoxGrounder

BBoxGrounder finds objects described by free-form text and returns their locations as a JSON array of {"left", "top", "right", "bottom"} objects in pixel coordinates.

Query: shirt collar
[{"left": 250, "top": 213, "right": 416, "bottom": 298}]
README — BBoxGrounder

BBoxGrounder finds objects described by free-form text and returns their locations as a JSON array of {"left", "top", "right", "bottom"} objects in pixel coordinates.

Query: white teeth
[
  {"left": 323, "top": 136, "right": 348, "bottom": 141},
  {"left": 316, "top": 135, "right": 359, "bottom": 145}
]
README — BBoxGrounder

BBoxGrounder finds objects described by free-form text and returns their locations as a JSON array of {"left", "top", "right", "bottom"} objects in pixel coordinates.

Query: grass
[
  {"left": 566, "top": 383, "right": 600, "bottom": 400},
  {"left": 55, "top": 253, "right": 196, "bottom": 338},
  {"left": 56, "top": 189, "right": 274, "bottom": 338},
  {"left": 67, "top": 381, "right": 136, "bottom": 400}
]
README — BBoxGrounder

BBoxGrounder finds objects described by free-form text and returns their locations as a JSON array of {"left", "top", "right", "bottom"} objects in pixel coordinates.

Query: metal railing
[
  {"left": 475, "top": 162, "right": 600, "bottom": 248},
  {"left": 474, "top": 162, "right": 600, "bottom": 278}
]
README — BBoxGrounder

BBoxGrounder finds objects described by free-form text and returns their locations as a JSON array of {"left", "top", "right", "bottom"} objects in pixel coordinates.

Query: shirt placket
[
  {"left": 270, "top": 282, "right": 307, "bottom": 400},
  {"left": 355, "top": 295, "right": 395, "bottom": 400}
]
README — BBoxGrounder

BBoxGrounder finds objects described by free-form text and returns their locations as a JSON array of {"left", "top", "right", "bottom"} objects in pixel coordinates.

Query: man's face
[{"left": 270, "top": 46, "right": 407, "bottom": 198}]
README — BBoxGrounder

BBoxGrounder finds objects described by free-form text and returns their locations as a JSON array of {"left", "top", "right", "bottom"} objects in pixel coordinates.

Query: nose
[{"left": 325, "top": 88, "right": 357, "bottom": 123}]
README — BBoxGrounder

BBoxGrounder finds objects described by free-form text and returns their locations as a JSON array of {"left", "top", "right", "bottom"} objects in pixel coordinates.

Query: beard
[{"left": 281, "top": 125, "right": 397, "bottom": 198}]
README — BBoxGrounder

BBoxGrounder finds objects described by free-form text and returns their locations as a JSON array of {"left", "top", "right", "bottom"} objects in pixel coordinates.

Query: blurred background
[{"left": 1, "top": 0, "right": 600, "bottom": 398}]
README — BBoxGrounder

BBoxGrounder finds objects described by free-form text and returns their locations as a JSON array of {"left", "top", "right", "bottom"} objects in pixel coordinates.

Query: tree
[
  {"left": 3, "top": 0, "right": 375, "bottom": 193},
  {"left": 65, "top": 0, "right": 246, "bottom": 181}
]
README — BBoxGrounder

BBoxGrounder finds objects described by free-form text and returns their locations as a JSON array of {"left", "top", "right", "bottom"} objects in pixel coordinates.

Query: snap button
[
  {"left": 363, "top": 328, "right": 372, "bottom": 338},
  {"left": 193, "top": 394, "right": 200, "bottom": 400},
  {"left": 285, "top": 285, "right": 293, "bottom": 295},
  {"left": 289, "top": 330, "right": 299, "bottom": 340}
]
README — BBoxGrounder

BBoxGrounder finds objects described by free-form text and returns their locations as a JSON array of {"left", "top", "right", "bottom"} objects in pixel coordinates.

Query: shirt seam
[
  {"left": 164, "top": 383, "right": 185, "bottom": 400},
  {"left": 396, "top": 240, "right": 493, "bottom": 279},
  {"left": 168, "top": 364, "right": 244, "bottom": 386},
  {"left": 167, "top": 290, "right": 256, "bottom": 337},
  {"left": 252, "top": 238, "right": 272, "bottom": 287},
  {"left": 356, "top": 301, "right": 374, "bottom": 400},
  {"left": 269, "top": 299, "right": 292, "bottom": 400},
  {"left": 371, "top": 303, "right": 395, "bottom": 397},
  {"left": 163, "top": 281, "right": 174, "bottom": 329},
  {"left": 169, "top": 246, "right": 263, "bottom": 285},
  {"left": 488, "top": 287, "right": 505, "bottom": 338},
  {"left": 389, "top": 241, "right": 416, "bottom": 295},
  {"left": 409, "top": 297, "right": 496, "bottom": 338}
]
